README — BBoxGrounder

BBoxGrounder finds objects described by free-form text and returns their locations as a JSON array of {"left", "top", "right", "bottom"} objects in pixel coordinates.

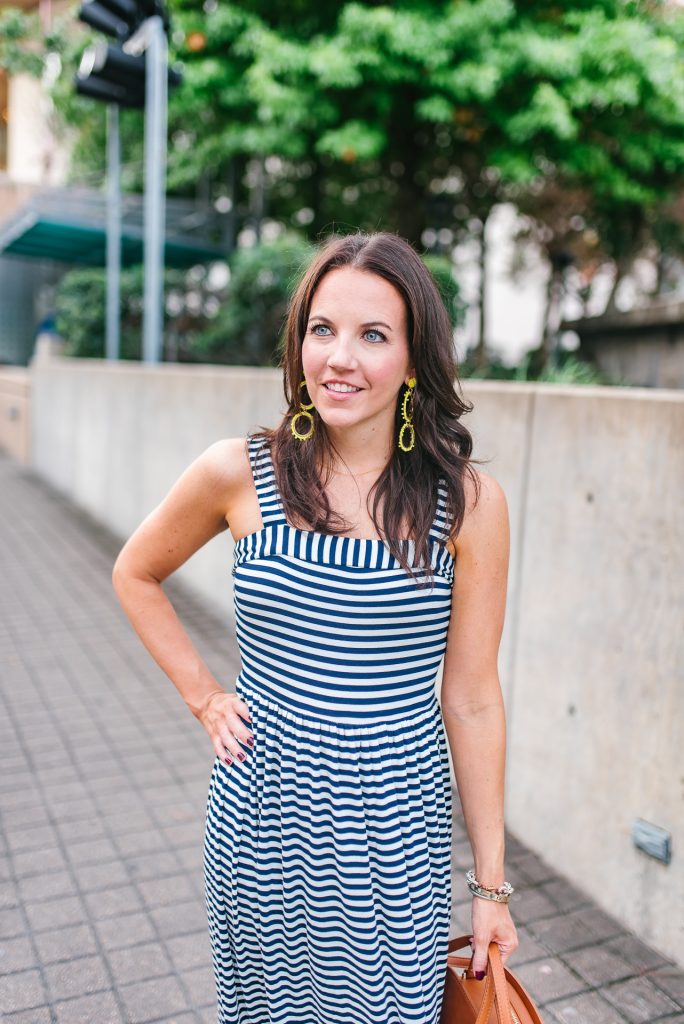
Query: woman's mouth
[{"left": 322, "top": 382, "right": 363, "bottom": 399}]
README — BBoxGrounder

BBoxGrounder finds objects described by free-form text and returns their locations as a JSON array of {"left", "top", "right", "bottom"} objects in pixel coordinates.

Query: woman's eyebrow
[{"left": 307, "top": 314, "right": 393, "bottom": 331}]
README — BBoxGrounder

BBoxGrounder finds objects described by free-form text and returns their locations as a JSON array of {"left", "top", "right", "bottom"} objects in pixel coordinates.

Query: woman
[{"left": 112, "top": 230, "right": 518, "bottom": 1023}]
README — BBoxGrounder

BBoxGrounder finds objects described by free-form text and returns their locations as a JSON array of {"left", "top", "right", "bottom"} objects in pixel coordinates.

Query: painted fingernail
[
  {"left": 237, "top": 751, "right": 246, "bottom": 762},
  {"left": 224, "top": 756, "right": 233, "bottom": 765},
  {"left": 246, "top": 736, "right": 254, "bottom": 746},
  {"left": 475, "top": 970, "right": 485, "bottom": 980}
]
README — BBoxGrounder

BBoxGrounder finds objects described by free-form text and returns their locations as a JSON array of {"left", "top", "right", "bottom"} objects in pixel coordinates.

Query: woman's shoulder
[
  {"left": 465, "top": 465, "right": 506, "bottom": 511},
  {"left": 452, "top": 466, "right": 509, "bottom": 555},
  {"left": 198, "top": 437, "right": 255, "bottom": 497}
]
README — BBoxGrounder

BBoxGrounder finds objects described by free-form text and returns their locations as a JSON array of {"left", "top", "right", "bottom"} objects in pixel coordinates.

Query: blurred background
[
  {"left": 0, "top": 2, "right": 682, "bottom": 1023},
  {"left": 3, "top": 0, "right": 684, "bottom": 381}
]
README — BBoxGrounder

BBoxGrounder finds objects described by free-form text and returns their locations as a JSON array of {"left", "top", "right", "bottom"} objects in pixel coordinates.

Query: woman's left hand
[{"left": 468, "top": 898, "right": 519, "bottom": 977}]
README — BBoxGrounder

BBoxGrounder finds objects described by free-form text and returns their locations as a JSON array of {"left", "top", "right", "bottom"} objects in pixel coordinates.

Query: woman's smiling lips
[{"left": 321, "top": 380, "right": 364, "bottom": 400}]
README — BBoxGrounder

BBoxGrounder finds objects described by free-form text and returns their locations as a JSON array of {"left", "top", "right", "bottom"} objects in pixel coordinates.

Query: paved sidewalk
[{"left": 0, "top": 451, "right": 682, "bottom": 1024}]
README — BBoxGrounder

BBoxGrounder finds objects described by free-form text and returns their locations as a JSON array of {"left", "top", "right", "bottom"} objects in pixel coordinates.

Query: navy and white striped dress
[{"left": 203, "top": 433, "right": 455, "bottom": 1024}]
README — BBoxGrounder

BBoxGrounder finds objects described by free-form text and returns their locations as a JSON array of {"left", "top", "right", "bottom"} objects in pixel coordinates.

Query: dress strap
[
  {"left": 248, "top": 434, "right": 451, "bottom": 541},
  {"left": 247, "top": 433, "right": 288, "bottom": 527},
  {"left": 428, "top": 477, "right": 452, "bottom": 545}
]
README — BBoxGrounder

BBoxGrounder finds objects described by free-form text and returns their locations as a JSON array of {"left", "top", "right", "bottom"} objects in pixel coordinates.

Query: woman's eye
[{"left": 309, "top": 324, "right": 387, "bottom": 343}]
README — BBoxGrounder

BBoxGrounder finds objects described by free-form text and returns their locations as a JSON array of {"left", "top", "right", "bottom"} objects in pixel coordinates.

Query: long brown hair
[{"left": 250, "top": 230, "right": 484, "bottom": 588}]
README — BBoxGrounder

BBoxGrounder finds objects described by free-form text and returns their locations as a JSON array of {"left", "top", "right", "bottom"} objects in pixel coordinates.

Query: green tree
[
  {"left": 6, "top": 0, "right": 684, "bottom": 371},
  {"left": 141, "top": 0, "right": 684, "bottom": 366},
  {"left": 53, "top": 236, "right": 463, "bottom": 364},
  {"left": 189, "top": 233, "right": 315, "bottom": 364},
  {"left": 0, "top": 7, "right": 44, "bottom": 75},
  {"left": 54, "top": 265, "right": 202, "bottom": 360}
]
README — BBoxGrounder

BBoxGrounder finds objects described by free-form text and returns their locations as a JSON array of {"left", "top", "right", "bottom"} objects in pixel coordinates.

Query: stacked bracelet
[{"left": 466, "top": 868, "right": 515, "bottom": 904}]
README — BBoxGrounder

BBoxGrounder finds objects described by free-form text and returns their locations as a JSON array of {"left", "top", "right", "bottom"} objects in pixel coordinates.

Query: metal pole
[
  {"left": 142, "top": 15, "right": 167, "bottom": 363},
  {"left": 105, "top": 102, "right": 121, "bottom": 361}
]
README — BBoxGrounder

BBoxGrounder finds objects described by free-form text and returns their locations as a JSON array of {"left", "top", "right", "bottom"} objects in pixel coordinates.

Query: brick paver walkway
[{"left": 1, "top": 451, "right": 682, "bottom": 1024}]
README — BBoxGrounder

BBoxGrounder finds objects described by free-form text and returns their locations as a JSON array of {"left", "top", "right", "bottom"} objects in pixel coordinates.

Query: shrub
[{"left": 53, "top": 235, "right": 464, "bottom": 364}]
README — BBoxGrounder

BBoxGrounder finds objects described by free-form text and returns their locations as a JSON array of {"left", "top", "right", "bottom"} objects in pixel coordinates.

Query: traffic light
[
  {"left": 74, "top": 0, "right": 180, "bottom": 108},
  {"left": 74, "top": 0, "right": 179, "bottom": 364},
  {"left": 76, "top": 38, "right": 181, "bottom": 108},
  {"left": 78, "top": 0, "right": 142, "bottom": 41}
]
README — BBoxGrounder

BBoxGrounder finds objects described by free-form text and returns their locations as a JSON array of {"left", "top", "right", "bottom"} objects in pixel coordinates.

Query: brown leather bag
[{"left": 440, "top": 935, "right": 545, "bottom": 1024}]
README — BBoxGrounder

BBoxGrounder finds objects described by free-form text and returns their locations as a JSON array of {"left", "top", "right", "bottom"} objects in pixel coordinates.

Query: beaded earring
[
  {"left": 290, "top": 378, "right": 315, "bottom": 441},
  {"left": 398, "top": 376, "right": 416, "bottom": 452}
]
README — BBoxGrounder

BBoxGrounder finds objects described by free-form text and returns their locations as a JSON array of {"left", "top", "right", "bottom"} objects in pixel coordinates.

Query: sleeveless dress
[{"left": 203, "top": 433, "right": 456, "bottom": 1024}]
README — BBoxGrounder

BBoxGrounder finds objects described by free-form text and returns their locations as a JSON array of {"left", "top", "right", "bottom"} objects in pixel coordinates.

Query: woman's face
[{"left": 301, "top": 267, "right": 415, "bottom": 442}]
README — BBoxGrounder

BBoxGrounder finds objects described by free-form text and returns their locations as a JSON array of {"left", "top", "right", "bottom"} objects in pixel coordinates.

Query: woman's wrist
[
  {"left": 191, "top": 688, "right": 227, "bottom": 720},
  {"left": 473, "top": 862, "right": 505, "bottom": 888},
  {"left": 475, "top": 873, "right": 505, "bottom": 888}
]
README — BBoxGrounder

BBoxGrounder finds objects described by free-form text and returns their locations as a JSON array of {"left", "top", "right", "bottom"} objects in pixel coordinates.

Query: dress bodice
[{"left": 231, "top": 433, "right": 455, "bottom": 725}]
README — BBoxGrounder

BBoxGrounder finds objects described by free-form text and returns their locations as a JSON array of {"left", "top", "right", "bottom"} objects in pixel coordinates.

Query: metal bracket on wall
[{"left": 632, "top": 818, "right": 672, "bottom": 864}]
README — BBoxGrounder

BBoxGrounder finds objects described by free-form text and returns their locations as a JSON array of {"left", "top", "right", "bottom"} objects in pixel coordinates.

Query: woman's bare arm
[
  {"left": 440, "top": 469, "right": 517, "bottom": 972},
  {"left": 111, "top": 437, "right": 254, "bottom": 763},
  {"left": 440, "top": 469, "right": 511, "bottom": 887}
]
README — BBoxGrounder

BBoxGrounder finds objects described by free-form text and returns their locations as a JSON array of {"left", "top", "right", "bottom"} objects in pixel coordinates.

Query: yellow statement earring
[
  {"left": 398, "top": 376, "right": 416, "bottom": 452},
  {"left": 290, "top": 378, "right": 315, "bottom": 441}
]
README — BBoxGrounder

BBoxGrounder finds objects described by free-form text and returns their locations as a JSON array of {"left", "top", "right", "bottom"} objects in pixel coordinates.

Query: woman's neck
[{"left": 321, "top": 428, "right": 394, "bottom": 476}]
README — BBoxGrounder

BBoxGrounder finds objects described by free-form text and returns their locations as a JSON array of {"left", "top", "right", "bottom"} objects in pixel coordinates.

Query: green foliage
[
  {"left": 10, "top": 0, "right": 684, "bottom": 377},
  {"left": 52, "top": 237, "right": 315, "bottom": 364},
  {"left": 460, "top": 349, "right": 614, "bottom": 386},
  {"left": 55, "top": 265, "right": 196, "bottom": 360},
  {"left": 168, "top": 2, "right": 684, "bottom": 193},
  {"left": 532, "top": 354, "right": 609, "bottom": 386},
  {"left": 55, "top": 268, "right": 121, "bottom": 359},
  {"left": 189, "top": 233, "right": 315, "bottom": 365},
  {"left": 422, "top": 254, "right": 466, "bottom": 330},
  {"left": 23, "top": 0, "right": 684, "bottom": 240},
  {"left": 188, "top": 236, "right": 465, "bottom": 364},
  {"left": 54, "top": 234, "right": 464, "bottom": 365},
  {"left": 0, "top": 8, "right": 44, "bottom": 76}
]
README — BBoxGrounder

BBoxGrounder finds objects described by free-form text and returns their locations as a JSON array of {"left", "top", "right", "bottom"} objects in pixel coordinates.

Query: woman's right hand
[{"left": 199, "top": 690, "right": 254, "bottom": 767}]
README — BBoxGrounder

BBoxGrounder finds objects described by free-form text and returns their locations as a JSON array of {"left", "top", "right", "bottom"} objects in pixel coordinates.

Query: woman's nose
[{"left": 327, "top": 337, "right": 357, "bottom": 368}]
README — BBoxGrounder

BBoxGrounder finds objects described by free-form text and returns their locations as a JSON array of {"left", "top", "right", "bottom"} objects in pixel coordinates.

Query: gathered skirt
[{"left": 203, "top": 678, "right": 453, "bottom": 1024}]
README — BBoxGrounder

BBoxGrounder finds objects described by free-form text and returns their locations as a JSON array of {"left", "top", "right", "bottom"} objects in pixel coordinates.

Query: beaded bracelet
[{"left": 466, "top": 867, "right": 515, "bottom": 904}]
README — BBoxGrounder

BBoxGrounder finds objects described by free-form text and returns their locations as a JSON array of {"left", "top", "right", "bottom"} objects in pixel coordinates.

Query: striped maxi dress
[{"left": 203, "top": 432, "right": 455, "bottom": 1024}]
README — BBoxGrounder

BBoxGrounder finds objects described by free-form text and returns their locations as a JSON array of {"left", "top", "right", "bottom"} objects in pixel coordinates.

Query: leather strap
[
  {"left": 446, "top": 935, "right": 513, "bottom": 1024},
  {"left": 486, "top": 940, "right": 513, "bottom": 1024},
  {"left": 475, "top": 971, "right": 495, "bottom": 1023}
]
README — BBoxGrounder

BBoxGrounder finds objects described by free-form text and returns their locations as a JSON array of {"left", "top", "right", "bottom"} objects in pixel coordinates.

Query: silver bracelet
[{"left": 466, "top": 868, "right": 515, "bottom": 904}]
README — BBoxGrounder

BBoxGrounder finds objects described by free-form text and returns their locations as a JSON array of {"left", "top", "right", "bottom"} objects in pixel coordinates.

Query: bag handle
[{"left": 445, "top": 935, "right": 513, "bottom": 1024}]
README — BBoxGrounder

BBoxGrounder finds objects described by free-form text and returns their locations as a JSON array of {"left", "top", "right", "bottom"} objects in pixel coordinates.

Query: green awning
[{"left": 0, "top": 209, "right": 226, "bottom": 268}]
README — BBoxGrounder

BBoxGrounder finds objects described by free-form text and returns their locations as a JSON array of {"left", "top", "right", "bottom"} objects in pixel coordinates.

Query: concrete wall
[
  {"left": 589, "top": 331, "right": 684, "bottom": 390},
  {"left": 0, "top": 365, "right": 30, "bottom": 462},
  {"left": 30, "top": 346, "right": 286, "bottom": 625},
  {"left": 504, "top": 384, "right": 683, "bottom": 963},
  {"left": 569, "top": 299, "right": 684, "bottom": 389},
  {"left": 27, "top": 347, "right": 684, "bottom": 966}
]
